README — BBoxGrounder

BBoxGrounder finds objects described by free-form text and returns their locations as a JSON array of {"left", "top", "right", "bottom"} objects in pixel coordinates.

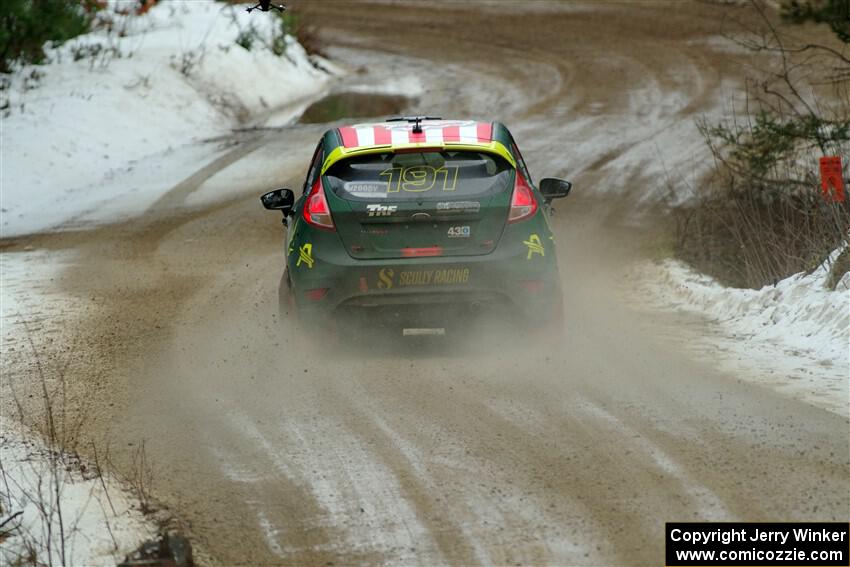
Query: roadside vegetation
[
  {"left": 0, "top": 328, "right": 161, "bottom": 564},
  {"left": 674, "top": 0, "right": 849, "bottom": 289},
  {"left": 0, "top": 0, "right": 99, "bottom": 73},
  {"left": 1, "top": 0, "right": 321, "bottom": 77},
  {"left": 218, "top": 0, "right": 325, "bottom": 58},
  {"left": 2, "top": 2, "right": 315, "bottom": 562}
]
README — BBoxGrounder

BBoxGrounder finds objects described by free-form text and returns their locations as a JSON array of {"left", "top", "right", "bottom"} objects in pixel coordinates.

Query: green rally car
[{"left": 261, "top": 117, "right": 572, "bottom": 336}]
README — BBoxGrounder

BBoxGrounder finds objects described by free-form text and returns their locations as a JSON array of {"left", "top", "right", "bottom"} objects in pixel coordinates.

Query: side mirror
[
  {"left": 261, "top": 188, "right": 295, "bottom": 216},
  {"left": 539, "top": 178, "right": 572, "bottom": 200}
]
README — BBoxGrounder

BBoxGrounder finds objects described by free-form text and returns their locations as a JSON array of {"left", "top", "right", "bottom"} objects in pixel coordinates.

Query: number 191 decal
[
  {"left": 447, "top": 225, "right": 471, "bottom": 238},
  {"left": 380, "top": 166, "right": 459, "bottom": 193}
]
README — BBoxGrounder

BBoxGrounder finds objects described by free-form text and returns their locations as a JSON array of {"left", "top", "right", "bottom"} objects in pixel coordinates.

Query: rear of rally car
[{"left": 285, "top": 120, "right": 563, "bottom": 334}]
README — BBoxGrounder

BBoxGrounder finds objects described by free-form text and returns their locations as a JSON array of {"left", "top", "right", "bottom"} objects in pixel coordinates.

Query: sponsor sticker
[
  {"left": 436, "top": 201, "right": 481, "bottom": 214},
  {"left": 361, "top": 227, "right": 389, "bottom": 236},
  {"left": 366, "top": 203, "right": 398, "bottom": 217},
  {"left": 345, "top": 181, "right": 388, "bottom": 199},
  {"left": 376, "top": 267, "right": 471, "bottom": 289},
  {"left": 377, "top": 267, "right": 394, "bottom": 290},
  {"left": 447, "top": 225, "right": 471, "bottom": 238}
]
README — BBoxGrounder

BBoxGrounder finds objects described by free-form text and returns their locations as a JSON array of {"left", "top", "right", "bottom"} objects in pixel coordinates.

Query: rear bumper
[
  {"left": 288, "top": 245, "right": 562, "bottom": 326},
  {"left": 335, "top": 291, "right": 515, "bottom": 333}
]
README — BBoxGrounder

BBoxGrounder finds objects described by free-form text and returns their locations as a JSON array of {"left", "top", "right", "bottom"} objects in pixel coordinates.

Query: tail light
[
  {"left": 508, "top": 171, "right": 538, "bottom": 224},
  {"left": 519, "top": 279, "right": 544, "bottom": 293},
  {"left": 304, "top": 288, "right": 328, "bottom": 301},
  {"left": 303, "top": 178, "right": 335, "bottom": 230},
  {"left": 401, "top": 246, "right": 443, "bottom": 257}
]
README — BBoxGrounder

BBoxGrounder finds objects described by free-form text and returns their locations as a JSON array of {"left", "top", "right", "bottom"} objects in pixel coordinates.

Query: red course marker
[{"left": 819, "top": 156, "right": 845, "bottom": 202}]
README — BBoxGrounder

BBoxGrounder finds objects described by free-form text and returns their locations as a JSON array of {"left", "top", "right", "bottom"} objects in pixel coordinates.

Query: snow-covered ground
[
  {"left": 1, "top": 2, "right": 336, "bottom": 562},
  {"left": 630, "top": 247, "right": 849, "bottom": 415},
  {"left": 1, "top": 2, "right": 846, "bottom": 561},
  {"left": 0, "top": 235, "right": 157, "bottom": 565},
  {"left": 0, "top": 418, "right": 156, "bottom": 565},
  {"left": 1, "top": 0, "right": 335, "bottom": 237}
]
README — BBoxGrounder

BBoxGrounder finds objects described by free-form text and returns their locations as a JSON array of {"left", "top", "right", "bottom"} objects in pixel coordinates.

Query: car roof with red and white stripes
[{"left": 336, "top": 119, "right": 494, "bottom": 149}]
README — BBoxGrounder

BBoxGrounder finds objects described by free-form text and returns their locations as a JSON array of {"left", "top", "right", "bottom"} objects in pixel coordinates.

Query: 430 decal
[{"left": 379, "top": 166, "right": 459, "bottom": 193}]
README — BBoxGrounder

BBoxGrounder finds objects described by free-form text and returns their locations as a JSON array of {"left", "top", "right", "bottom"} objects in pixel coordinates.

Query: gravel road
[{"left": 2, "top": 1, "right": 847, "bottom": 565}]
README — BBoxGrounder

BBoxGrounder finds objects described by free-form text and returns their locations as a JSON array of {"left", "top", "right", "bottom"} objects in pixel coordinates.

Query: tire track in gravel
[{"left": 3, "top": 2, "right": 847, "bottom": 565}]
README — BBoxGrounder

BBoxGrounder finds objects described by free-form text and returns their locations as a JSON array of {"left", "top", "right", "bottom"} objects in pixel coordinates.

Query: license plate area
[{"left": 402, "top": 327, "right": 446, "bottom": 337}]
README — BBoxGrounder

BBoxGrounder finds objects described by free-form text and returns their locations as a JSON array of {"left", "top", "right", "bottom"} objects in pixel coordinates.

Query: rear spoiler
[{"left": 321, "top": 141, "right": 516, "bottom": 175}]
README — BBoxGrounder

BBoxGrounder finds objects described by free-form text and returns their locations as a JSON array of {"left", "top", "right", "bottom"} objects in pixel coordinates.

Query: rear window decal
[
  {"left": 325, "top": 151, "right": 511, "bottom": 203},
  {"left": 344, "top": 181, "right": 388, "bottom": 199},
  {"left": 380, "top": 165, "right": 459, "bottom": 193}
]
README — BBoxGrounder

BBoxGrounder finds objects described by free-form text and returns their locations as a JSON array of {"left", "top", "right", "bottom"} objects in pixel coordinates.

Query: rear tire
[
  {"left": 278, "top": 269, "right": 313, "bottom": 352},
  {"left": 542, "top": 294, "right": 565, "bottom": 346},
  {"left": 278, "top": 269, "right": 296, "bottom": 321},
  {"left": 277, "top": 268, "right": 301, "bottom": 340}
]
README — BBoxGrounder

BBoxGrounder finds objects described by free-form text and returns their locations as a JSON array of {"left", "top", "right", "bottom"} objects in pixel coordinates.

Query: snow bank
[
  {"left": 1, "top": 252, "right": 155, "bottom": 564},
  {"left": 0, "top": 418, "right": 156, "bottom": 565},
  {"left": 631, "top": 248, "right": 849, "bottom": 414},
  {"left": 1, "top": 0, "right": 332, "bottom": 237}
]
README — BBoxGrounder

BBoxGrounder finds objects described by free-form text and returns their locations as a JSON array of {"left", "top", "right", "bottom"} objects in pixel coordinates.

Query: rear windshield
[{"left": 324, "top": 151, "right": 513, "bottom": 202}]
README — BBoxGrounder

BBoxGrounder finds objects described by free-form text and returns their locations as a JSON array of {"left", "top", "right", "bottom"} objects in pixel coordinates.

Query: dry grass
[
  {"left": 675, "top": 178, "right": 849, "bottom": 288},
  {"left": 826, "top": 245, "right": 850, "bottom": 289}
]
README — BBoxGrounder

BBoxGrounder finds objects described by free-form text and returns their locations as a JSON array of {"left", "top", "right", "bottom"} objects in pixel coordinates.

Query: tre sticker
[
  {"left": 447, "top": 225, "right": 471, "bottom": 238},
  {"left": 523, "top": 234, "right": 544, "bottom": 260},
  {"left": 297, "top": 243, "right": 315, "bottom": 268},
  {"left": 366, "top": 203, "right": 398, "bottom": 217}
]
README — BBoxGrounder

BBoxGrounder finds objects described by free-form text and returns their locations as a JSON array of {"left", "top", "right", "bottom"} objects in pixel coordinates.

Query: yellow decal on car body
[
  {"left": 523, "top": 234, "right": 545, "bottom": 260},
  {"left": 297, "top": 243, "right": 314, "bottom": 268},
  {"left": 377, "top": 267, "right": 470, "bottom": 288},
  {"left": 378, "top": 268, "right": 394, "bottom": 289}
]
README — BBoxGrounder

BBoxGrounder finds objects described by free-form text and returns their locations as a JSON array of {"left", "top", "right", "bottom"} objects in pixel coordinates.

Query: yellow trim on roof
[{"left": 321, "top": 141, "right": 516, "bottom": 174}]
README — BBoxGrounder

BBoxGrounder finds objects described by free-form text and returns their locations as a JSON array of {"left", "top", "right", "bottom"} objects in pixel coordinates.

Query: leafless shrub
[
  {"left": 0, "top": 319, "right": 125, "bottom": 564},
  {"left": 127, "top": 442, "right": 154, "bottom": 516},
  {"left": 287, "top": 13, "right": 326, "bottom": 59},
  {"left": 172, "top": 48, "right": 203, "bottom": 78},
  {"left": 223, "top": 1, "right": 326, "bottom": 59},
  {"left": 674, "top": 0, "right": 850, "bottom": 288},
  {"left": 826, "top": 245, "right": 850, "bottom": 289}
]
